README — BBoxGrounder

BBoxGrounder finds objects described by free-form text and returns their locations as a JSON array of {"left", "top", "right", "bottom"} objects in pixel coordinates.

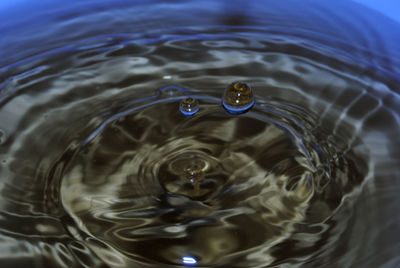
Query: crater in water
[{"left": 0, "top": 1, "right": 400, "bottom": 267}]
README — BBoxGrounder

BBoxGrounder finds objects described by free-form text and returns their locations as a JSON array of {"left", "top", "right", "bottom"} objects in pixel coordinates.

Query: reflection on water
[{"left": 0, "top": 0, "right": 400, "bottom": 267}]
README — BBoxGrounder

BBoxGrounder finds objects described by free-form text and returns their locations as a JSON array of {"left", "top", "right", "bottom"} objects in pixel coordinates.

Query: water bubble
[
  {"left": 179, "top": 97, "right": 199, "bottom": 116},
  {"left": 222, "top": 81, "right": 255, "bottom": 114}
]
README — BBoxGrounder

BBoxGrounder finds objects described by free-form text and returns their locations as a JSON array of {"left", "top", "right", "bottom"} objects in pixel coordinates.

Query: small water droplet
[
  {"left": 222, "top": 81, "right": 255, "bottom": 114},
  {"left": 183, "top": 164, "right": 204, "bottom": 192},
  {"left": 180, "top": 97, "right": 199, "bottom": 116},
  {"left": 159, "top": 85, "right": 188, "bottom": 97}
]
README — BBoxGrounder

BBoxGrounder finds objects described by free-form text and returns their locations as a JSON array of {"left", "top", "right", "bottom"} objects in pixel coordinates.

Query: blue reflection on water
[
  {"left": 182, "top": 256, "right": 197, "bottom": 266},
  {"left": 353, "top": 0, "right": 400, "bottom": 23}
]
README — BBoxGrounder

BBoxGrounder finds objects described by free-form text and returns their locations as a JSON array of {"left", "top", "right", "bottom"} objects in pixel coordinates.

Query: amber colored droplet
[{"left": 222, "top": 81, "right": 255, "bottom": 114}]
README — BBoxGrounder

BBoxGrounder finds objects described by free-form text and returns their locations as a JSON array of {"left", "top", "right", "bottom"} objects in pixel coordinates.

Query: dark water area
[{"left": 1, "top": 0, "right": 400, "bottom": 267}]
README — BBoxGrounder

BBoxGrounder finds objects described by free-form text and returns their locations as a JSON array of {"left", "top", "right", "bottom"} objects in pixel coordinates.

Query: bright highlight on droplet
[
  {"left": 180, "top": 97, "right": 199, "bottom": 116},
  {"left": 182, "top": 256, "right": 197, "bottom": 265},
  {"left": 222, "top": 81, "right": 255, "bottom": 114}
]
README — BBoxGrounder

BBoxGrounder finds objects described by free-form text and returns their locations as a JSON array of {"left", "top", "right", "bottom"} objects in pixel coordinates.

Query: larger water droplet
[{"left": 222, "top": 81, "right": 255, "bottom": 114}]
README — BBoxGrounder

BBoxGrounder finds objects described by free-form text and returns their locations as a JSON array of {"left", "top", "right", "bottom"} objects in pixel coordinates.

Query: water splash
[{"left": 0, "top": 1, "right": 399, "bottom": 266}]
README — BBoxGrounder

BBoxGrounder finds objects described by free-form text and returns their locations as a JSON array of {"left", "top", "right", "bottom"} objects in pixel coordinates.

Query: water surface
[{"left": 0, "top": 1, "right": 400, "bottom": 267}]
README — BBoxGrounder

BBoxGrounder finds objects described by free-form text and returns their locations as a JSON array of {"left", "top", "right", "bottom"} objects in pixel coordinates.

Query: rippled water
[{"left": 1, "top": 1, "right": 400, "bottom": 267}]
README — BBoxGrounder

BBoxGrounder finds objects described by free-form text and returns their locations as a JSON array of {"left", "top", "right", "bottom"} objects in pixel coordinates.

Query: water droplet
[
  {"left": 222, "top": 81, "right": 255, "bottom": 114},
  {"left": 184, "top": 164, "right": 204, "bottom": 191},
  {"left": 159, "top": 85, "right": 188, "bottom": 97},
  {"left": 180, "top": 97, "right": 199, "bottom": 116}
]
